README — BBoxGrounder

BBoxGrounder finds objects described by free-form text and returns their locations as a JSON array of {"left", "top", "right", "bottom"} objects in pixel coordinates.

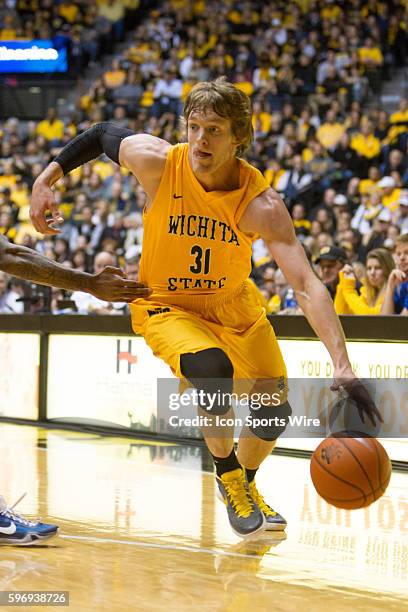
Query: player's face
[
  {"left": 366, "top": 258, "right": 385, "bottom": 288},
  {"left": 395, "top": 244, "right": 408, "bottom": 273},
  {"left": 187, "top": 110, "right": 239, "bottom": 176}
]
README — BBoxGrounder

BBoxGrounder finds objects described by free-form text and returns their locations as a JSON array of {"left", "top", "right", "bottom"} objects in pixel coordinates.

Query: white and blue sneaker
[{"left": 0, "top": 495, "right": 58, "bottom": 546}]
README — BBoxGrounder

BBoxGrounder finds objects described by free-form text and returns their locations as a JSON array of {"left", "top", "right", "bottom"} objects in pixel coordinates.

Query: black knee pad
[
  {"left": 248, "top": 401, "right": 292, "bottom": 441},
  {"left": 180, "top": 348, "right": 234, "bottom": 415},
  {"left": 180, "top": 348, "right": 233, "bottom": 379}
]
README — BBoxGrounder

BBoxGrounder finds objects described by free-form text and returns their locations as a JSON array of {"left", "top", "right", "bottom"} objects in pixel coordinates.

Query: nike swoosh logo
[
  {"left": 0, "top": 522, "right": 17, "bottom": 535},
  {"left": 173, "top": 194, "right": 183, "bottom": 199}
]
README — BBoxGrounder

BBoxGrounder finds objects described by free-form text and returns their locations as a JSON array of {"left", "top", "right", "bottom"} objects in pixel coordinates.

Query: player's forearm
[
  {"left": 33, "top": 161, "right": 64, "bottom": 189},
  {"left": 296, "top": 276, "right": 351, "bottom": 372},
  {"left": 0, "top": 242, "right": 93, "bottom": 293}
]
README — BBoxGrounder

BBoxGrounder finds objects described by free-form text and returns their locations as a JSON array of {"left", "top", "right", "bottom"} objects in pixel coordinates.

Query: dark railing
[{"left": 0, "top": 314, "right": 406, "bottom": 341}]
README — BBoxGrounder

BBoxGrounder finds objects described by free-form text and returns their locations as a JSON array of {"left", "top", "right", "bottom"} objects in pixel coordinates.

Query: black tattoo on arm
[{"left": 0, "top": 235, "right": 91, "bottom": 292}]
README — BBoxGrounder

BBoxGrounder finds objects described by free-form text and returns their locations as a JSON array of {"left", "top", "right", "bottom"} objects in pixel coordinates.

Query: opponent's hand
[
  {"left": 89, "top": 266, "right": 152, "bottom": 302},
  {"left": 30, "top": 182, "right": 64, "bottom": 235},
  {"left": 387, "top": 269, "right": 406, "bottom": 290},
  {"left": 331, "top": 372, "right": 383, "bottom": 427}
]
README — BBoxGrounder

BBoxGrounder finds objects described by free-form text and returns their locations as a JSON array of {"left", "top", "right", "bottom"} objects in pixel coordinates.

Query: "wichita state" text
[{"left": 168, "top": 215, "right": 240, "bottom": 246}]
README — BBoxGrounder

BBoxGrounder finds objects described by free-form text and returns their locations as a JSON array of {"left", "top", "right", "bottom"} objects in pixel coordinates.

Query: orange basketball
[{"left": 310, "top": 435, "right": 392, "bottom": 509}]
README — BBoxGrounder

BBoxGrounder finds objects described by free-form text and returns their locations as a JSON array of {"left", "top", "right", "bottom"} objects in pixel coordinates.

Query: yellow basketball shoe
[
  {"left": 248, "top": 480, "right": 287, "bottom": 531},
  {"left": 216, "top": 468, "right": 266, "bottom": 538}
]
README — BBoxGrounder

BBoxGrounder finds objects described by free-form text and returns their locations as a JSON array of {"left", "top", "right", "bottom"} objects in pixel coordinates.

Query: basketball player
[
  {"left": 0, "top": 233, "right": 150, "bottom": 544},
  {"left": 30, "top": 78, "right": 381, "bottom": 538}
]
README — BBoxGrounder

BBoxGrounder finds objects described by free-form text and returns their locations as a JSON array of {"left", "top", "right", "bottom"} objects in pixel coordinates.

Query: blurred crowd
[{"left": 0, "top": 0, "right": 407, "bottom": 315}]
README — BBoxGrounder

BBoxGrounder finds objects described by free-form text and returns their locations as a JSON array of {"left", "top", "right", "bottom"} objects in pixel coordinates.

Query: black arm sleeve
[{"left": 53, "top": 122, "right": 135, "bottom": 175}]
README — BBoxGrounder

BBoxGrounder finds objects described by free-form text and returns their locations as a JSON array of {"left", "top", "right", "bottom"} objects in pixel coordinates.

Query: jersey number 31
[{"left": 190, "top": 245, "right": 211, "bottom": 275}]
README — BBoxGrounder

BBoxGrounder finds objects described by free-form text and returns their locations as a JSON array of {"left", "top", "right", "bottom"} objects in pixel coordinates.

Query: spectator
[
  {"left": 306, "top": 140, "right": 337, "bottom": 187},
  {"left": 314, "top": 204, "right": 335, "bottom": 231},
  {"left": 358, "top": 166, "right": 380, "bottom": 196},
  {"left": 152, "top": 70, "right": 183, "bottom": 118},
  {"left": 124, "top": 254, "right": 140, "bottom": 281},
  {"left": 389, "top": 98, "right": 408, "bottom": 146},
  {"left": 381, "top": 234, "right": 408, "bottom": 315},
  {"left": 316, "top": 231, "right": 335, "bottom": 252},
  {"left": 350, "top": 121, "right": 381, "bottom": 176},
  {"left": 69, "top": 205, "right": 96, "bottom": 251},
  {"left": 309, "top": 64, "right": 345, "bottom": 117},
  {"left": 316, "top": 109, "right": 345, "bottom": 150},
  {"left": 252, "top": 101, "right": 272, "bottom": 138},
  {"left": 294, "top": 54, "right": 316, "bottom": 96},
  {"left": 36, "top": 108, "right": 64, "bottom": 146},
  {"left": 279, "top": 155, "right": 313, "bottom": 204},
  {"left": 377, "top": 176, "right": 401, "bottom": 212},
  {"left": 89, "top": 199, "right": 113, "bottom": 252},
  {"left": 54, "top": 237, "right": 70, "bottom": 265},
  {"left": 0, "top": 211, "right": 17, "bottom": 242},
  {"left": 273, "top": 268, "right": 289, "bottom": 312},
  {"left": 71, "top": 248, "right": 90, "bottom": 273},
  {"left": 112, "top": 70, "right": 144, "bottom": 116},
  {"left": 291, "top": 203, "right": 311, "bottom": 238},
  {"left": 339, "top": 228, "right": 362, "bottom": 263},
  {"left": 97, "top": 0, "right": 125, "bottom": 43},
  {"left": 330, "top": 133, "right": 359, "bottom": 183},
  {"left": 360, "top": 207, "right": 392, "bottom": 258},
  {"left": 351, "top": 191, "right": 378, "bottom": 235},
  {"left": 358, "top": 37, "right": 383, "bottom": 93},
  {"left": 253, "top": 51, "right": 277, "bottom": 90},
  {"left": 380, "top": 149, "right": 406, "bottom": 178},
  {"left": 315, "top": 245, "right": 347, "bottom": 299},
  {"left": 0, "top": 271, "right": 24, "bottom": 314},
  {"left": 264, "top": 159, "right": 287, "bottom": 192},
  {"left": 82, "top": 173, "right": 108, "bottom": 203},
  {"left": 71, "top": 251, "right": 122, "bottom": 314},
  {"left": 396, "top": 193, "right": 408, "bottom": 235},
  {"left": 334, "top": 248, "right": 395, "bottom": 315},
  {"left": 102, "top": 58, "right": 126, "bottom": 90}
]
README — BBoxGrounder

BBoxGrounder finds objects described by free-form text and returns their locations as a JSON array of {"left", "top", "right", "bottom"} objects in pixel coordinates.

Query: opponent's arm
[
  {"left": 0, "top": 234, "right": 151, "bottom": 302},
  {"left": 30, "top": 123, "right": 169, "bottom": 234},
  {"left": 239, "top": 189, "right": 382, "bottom": 425}
]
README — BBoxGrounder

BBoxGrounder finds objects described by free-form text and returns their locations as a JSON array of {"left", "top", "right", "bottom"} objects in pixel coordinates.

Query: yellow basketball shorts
[{"left": 130, "top": 280, "right": 287, "bottom": 387}]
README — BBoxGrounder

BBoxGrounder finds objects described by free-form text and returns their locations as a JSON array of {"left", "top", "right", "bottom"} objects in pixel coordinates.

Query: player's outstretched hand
[
  {"left": 89, "top": 266, "right": 152, "bottom": 302},
  {"left": 331, "top": 375, "right": 383, "bottom": 427},
  {"left": 30, "top": 182, "right": 64, "bottom": 235}
]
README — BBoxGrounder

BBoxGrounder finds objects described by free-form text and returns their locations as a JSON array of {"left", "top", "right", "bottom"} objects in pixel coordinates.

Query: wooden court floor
[{"left": 1, "top": 423, "right": 408, "bottom": 611}]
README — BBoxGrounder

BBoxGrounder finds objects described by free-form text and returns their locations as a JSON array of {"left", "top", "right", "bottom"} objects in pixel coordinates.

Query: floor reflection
[{"left": 1, "top": 423, "right": 407, "bottom": 611}]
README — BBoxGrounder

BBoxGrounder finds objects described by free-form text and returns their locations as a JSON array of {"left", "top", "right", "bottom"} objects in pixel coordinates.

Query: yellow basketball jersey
[{"left": 139, "top": 143, "right": 269, "bottom": 297}]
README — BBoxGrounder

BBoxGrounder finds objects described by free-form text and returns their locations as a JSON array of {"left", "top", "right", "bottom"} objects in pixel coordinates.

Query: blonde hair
[
  {"left": 365, "top": 247, "right": 395, "bottom": 306},
  {"left": 395, "top": 233, "right": 408, "bottom": 248},
  {"left": 182, "top": 77, "right": 253, "bottom": 156}
]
